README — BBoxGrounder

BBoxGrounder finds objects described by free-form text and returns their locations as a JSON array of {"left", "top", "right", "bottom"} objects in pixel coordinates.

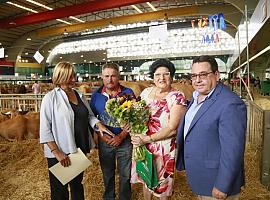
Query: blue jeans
[{"left": 98, "top": 136, "right": 132, "bottom": 200}]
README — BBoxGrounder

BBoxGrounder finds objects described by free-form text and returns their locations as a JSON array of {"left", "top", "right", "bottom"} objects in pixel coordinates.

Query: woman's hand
[
  {"left": 96, "top": 122, "right": 115, "bottom": 137},
  {"left": 53, "top": 149, "right": 71, "bottom": 167},
  {"left": 131, "top": 134, "right": 150, "bottom": 147}
]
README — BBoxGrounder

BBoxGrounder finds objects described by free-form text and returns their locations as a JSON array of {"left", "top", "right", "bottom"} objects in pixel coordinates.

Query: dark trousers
[
  {"left": 98, "top": 137, "right": 132, "bottom": 200},
  {"left": 47, "top": 158, "right": 85, "bottom": 200}
]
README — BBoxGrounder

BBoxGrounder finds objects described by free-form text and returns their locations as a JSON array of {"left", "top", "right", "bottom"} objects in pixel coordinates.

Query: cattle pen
[{"left": 0, "top": 93, "right": 91, "bottom": 112}]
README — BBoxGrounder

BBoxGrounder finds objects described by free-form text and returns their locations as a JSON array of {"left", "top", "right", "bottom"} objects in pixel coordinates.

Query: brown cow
[
  {"left": 77, "top": 84, "right": 91, "bottom": 94},
  {"left": 0, "top": 113, "right": 9, "bottom": 123},
  {"left": 0, "top": 115, "right": 27, "bottom": 141},
  {"left": 0, "top": 112, "right": 40, "bottom": 141}
]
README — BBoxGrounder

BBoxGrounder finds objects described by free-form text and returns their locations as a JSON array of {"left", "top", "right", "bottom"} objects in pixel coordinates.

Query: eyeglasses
[
  {"left": 190, "top": 71, "right": 213, "bottom": 80},
  {"left": 154, "top": 72, "right": 170, "bottom": 78}
]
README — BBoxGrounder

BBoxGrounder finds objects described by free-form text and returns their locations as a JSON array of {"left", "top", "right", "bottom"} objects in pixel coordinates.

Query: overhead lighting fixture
[
  {"left": 69, "top": 16, "right": 85, "bottom": 23},
  {"left": 25, "top": 52, "right": 28, "bottom": 55},
  {"left": 131, "top": 5, "right": 143, "bottom": 13},
  {"left": 8, "top": 1, "right": 75, "bottom": 25},
  {"left": 25, "top": 0, "right": 53, "bottom": 10},
  {"left": 27, "top": 38, "right": 32, "bottom": 41},
  {"left": 7, "top": 1, "right": 38, "bottom": 13},
  {"left": 57, "top": 19, "right": 72, "bottom": 25},
  {"left": 146, "top": 2, "right": 157, "bottom": 11},
  {"left": 26, "top": 0, "right": 85, "bottom": 24}
]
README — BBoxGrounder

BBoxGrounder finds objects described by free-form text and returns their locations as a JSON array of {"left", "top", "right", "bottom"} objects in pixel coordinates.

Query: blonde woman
[{"left": 40, "top": 61, "right": 108, "bottom": 200}]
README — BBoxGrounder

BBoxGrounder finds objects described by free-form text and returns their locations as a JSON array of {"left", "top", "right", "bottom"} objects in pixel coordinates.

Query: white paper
[
  {"left": 33, "top": 51, "right": 44, "bottom": 63},
  {"left": 49, "top": 148, "right": 92, "bottom": 185}
]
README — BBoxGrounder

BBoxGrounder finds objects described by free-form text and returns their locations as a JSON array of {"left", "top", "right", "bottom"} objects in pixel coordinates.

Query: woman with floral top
[{"left": 131, "top": 59, "right": 186, "bottom": 199}]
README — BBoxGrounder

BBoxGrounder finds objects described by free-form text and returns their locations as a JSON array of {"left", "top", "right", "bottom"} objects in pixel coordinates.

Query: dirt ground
[{"left": 0, "top": 139, "right": 270, "bottom": 200}]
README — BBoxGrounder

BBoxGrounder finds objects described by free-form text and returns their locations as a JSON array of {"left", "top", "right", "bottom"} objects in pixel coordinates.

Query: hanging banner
[
  {"left": 149, "top": 24, "right": 168, "bottom": 41},
  {"left": 208, "top": 13, "right": 226, "bottom": 31},
  {"left": 191, "top": 13, "right": 226, "bottom": 31},
  {"left": 33, "top": 51, "right": 44, "bottom": 64}
]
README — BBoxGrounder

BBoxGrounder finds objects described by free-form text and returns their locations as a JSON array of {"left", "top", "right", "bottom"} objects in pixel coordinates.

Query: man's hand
[
  {"left": 121, "top": 124, "right": 131, "bottom": 133},
  {"left": 212, "top": 187, "right": 227, "bottom": 199},
  {"left": 107, "top": 134, "right": 123, "bottom": 147}
]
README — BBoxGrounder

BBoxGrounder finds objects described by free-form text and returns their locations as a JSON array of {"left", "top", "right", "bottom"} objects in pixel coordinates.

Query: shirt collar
[
  {"left": 101, "top": 85, "right": 122, "bottom": 98},
  {"left": 192, "top": 86, "right": 216, "bottom": 103}
]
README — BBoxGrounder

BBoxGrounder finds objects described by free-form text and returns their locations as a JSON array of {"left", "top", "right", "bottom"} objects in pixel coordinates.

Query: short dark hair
[
  {"left": 192, "top": 55, "right": 218, "bottom": 72},
  {"left": 149, "top": 58, "right": 175, "bottom": 79},
  {"left": 102, "top": 63, "right": 119, "bottom": 73}
]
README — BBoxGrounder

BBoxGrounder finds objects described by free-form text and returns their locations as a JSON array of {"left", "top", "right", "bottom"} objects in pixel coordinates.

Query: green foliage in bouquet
[{"left": 105, "top": 94, "right": 150, "bottom": 161}]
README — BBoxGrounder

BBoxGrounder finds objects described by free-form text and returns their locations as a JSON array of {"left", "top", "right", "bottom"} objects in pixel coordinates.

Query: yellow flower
[{"left": 121, "top": 100, "right": 133, "bottom": 109}]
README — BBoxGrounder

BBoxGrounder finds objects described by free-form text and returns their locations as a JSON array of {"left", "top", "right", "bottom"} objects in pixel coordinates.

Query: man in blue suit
[{"left": 176, "top": 55, "right": 247, "bottom": 200}]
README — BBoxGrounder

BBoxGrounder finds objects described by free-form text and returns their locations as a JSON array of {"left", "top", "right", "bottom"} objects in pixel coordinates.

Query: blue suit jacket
[{"left": 176, "top": 82, "right": 247, "bottom": 196}]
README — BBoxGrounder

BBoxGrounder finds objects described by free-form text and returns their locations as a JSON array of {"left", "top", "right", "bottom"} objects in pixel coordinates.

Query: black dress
[{"left": 70, "top": 91, "right": 90, "bottom": 154}]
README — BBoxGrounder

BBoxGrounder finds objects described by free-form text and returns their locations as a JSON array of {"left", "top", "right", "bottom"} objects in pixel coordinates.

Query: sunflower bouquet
[{"left": 105, "top": 94, "right": 150, "bottom": 161}]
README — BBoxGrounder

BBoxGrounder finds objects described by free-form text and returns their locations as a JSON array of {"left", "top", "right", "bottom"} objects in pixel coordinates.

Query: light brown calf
[{"left": 0, "top": 112, "right": 40, "bottom": 141}]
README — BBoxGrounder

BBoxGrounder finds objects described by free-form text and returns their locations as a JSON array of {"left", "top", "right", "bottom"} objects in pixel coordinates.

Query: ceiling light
[
  {"left": 8, "top": 1, "right": 74, "bottom": 26},
  {"left": 25, "top": 0, "right": 53, "bottom": 10},
  {"left": 69, "top": 16, "right": 85, "bottom": 23},
  {"left": 48, "top": 27, "right": 236, "bottom": 63},
  {"left": 146, "top": 2, "right": 157, "bottom": 11},
  {"left": 7, "top": 1, "right": 38, "bottom": 13},
  {"left": 27, "top": 38, "right": 31, "bottom": 41},
  {"left": 25, "top": 52, "right": 28, "bottom": 55},
  {"left": 131, "top": 5, "right": 143, "bottom": 13},
  {"left": 63, "top": 29, "right": 69, "bottom": 35},
  {"left": 26, "top": 0, "right": 83, "bottom": 25},
  {"left": 57, "top": 19, "right": 72, "bottom": 25}
]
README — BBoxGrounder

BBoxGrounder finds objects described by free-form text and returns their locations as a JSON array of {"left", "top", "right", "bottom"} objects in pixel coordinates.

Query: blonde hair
[{"left": 52, "top": 62, "right": 75, "bottom": 86}]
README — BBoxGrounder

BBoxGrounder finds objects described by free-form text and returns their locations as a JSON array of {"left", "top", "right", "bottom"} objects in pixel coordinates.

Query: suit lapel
[{"left": 186, "top": 82, "right": 223, "bottom": 136}]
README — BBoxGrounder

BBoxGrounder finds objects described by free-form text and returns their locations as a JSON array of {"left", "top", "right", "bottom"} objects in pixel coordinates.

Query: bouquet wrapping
[{"left": 105, "top": 94, "right": 150, "bottom": 161}]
